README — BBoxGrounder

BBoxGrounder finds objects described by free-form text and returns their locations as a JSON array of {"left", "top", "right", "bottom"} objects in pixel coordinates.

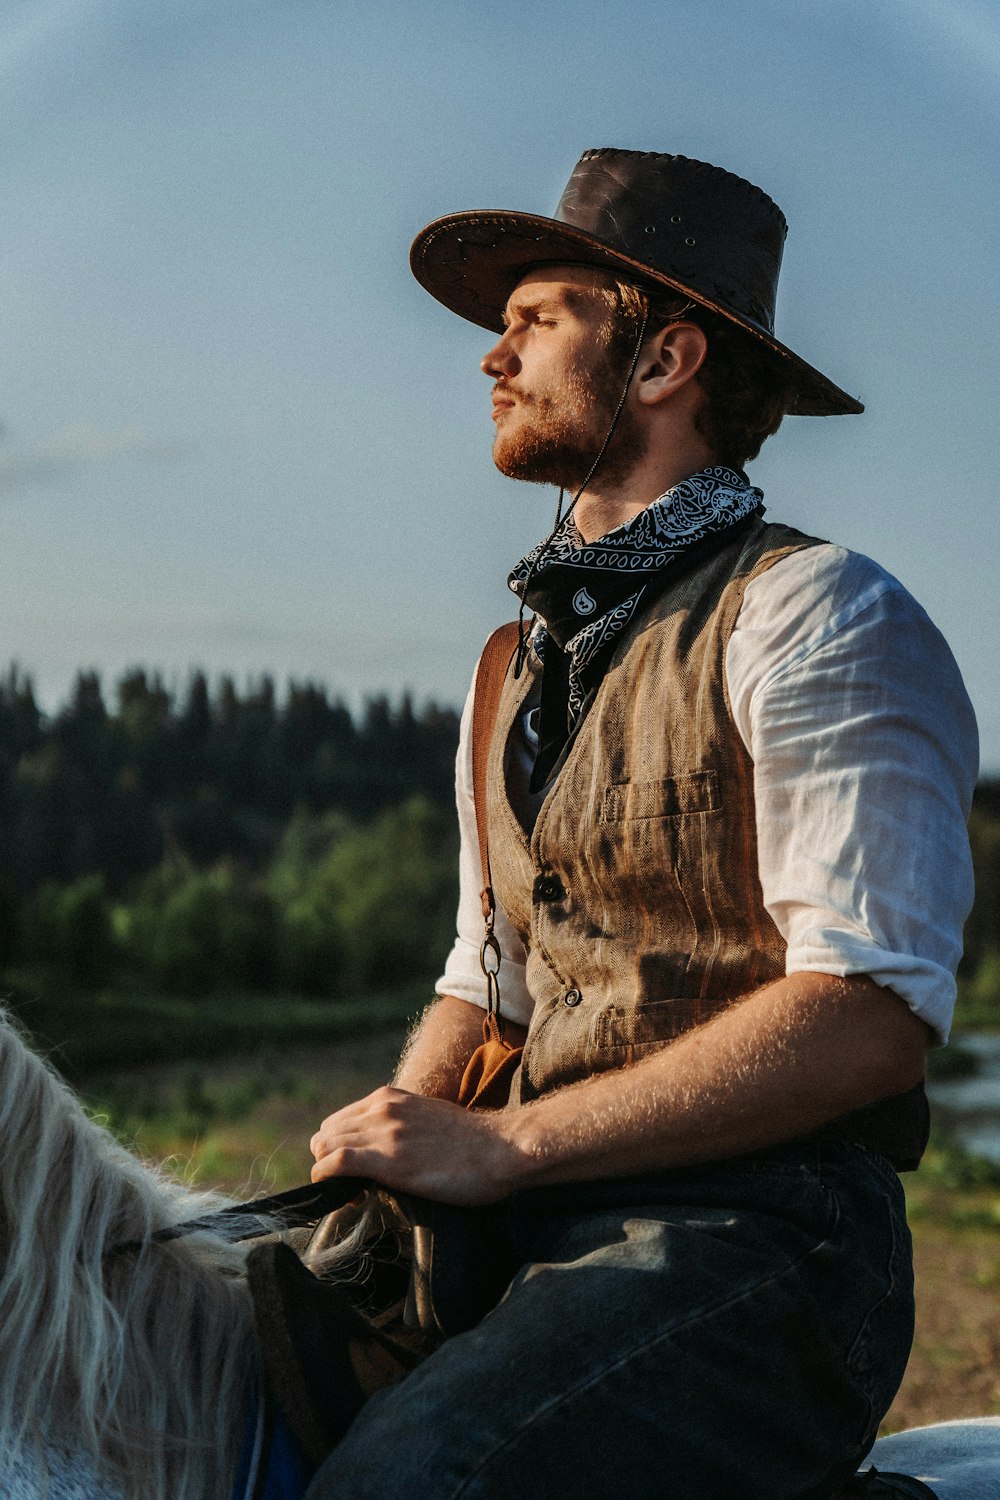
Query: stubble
[{"left": 492, "top": 347, "right": 646, "bottom": 494}]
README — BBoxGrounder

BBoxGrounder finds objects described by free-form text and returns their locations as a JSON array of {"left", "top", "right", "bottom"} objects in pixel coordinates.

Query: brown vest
[{"left": 488, "top": 518, "right": 928, "bottom": 1168}]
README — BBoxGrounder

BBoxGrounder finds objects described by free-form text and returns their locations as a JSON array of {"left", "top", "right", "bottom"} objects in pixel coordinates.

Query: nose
[{"left": 481, "top": 329, "right": 519, "bottom": 379}]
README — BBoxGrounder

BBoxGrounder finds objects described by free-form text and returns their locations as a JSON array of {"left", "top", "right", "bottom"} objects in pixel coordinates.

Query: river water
[{"left": 928, "top": 1033, "right": 1000, "bottom": 1163}]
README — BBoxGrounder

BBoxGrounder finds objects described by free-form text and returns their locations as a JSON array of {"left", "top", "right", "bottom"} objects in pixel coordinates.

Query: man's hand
[{"left": 309, "top": 1085, "right": 527, "bottom": 1205}]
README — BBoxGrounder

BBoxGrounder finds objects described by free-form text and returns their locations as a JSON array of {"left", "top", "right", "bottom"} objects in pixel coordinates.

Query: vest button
[
  {"left": 533, "top": 873, "right": 566, "bottom": 903},
  {"left": 563, "top": 988, "right": 582, "bottom": 1007}
]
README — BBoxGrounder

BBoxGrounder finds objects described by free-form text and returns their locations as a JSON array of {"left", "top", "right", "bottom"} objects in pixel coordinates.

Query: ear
[{"left": 635, "top": 323, "right": 708, "bottom": 407}]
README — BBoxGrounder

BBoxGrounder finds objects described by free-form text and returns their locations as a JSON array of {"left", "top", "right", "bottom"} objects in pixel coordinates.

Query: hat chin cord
[{"left": 514, "top": 308, "right": 649, "bottom": 677}]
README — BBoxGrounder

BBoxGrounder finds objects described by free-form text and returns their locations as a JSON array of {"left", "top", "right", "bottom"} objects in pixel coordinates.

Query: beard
[{"left": 491, "top": 352, "right": 645, "bottom": 493}]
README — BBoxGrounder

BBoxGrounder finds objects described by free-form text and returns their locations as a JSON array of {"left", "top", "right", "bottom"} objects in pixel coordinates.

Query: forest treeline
[
  {"left": 961, "top": 783, "right": 1000, "bottom": 1022},
  {"left": 1, "top": 662, "right": 999, "bottom": 1018},
  {"left": 0, "top": 665, "right": 460, "bottom": 995}
]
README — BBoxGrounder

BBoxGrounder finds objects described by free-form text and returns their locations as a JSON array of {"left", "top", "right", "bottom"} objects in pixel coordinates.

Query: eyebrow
[{"left": 500, "top": 293, "right": 574, "bottom": 327}]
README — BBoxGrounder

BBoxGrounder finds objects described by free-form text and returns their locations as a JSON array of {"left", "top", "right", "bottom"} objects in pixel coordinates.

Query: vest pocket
[
  {"left": 595, "top": 771, "right": 723, "bottom": 965},
  {"left": 600, "top": 770, "right": 720, "bottom": 822}
]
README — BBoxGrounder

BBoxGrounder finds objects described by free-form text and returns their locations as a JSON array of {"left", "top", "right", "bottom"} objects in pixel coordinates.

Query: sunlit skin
[
  {"left": 480, "top": 265, "right": 716, "bottom": 542},
  {"left": 308, "top": 266, "right": 930, "bottom": 1205},
  {"left": 482, "top": 272, "right": 642, "bottom": 494}
]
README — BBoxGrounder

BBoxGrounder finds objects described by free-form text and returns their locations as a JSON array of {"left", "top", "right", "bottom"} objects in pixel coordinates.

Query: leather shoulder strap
[{"left": 472, "top": 622, "right": 521, "bottom": 921}]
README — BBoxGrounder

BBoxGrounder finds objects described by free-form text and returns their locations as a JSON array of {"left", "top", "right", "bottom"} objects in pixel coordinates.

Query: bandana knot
[{"left": 508, "top": 466, "right": 763, "bottom": 788}]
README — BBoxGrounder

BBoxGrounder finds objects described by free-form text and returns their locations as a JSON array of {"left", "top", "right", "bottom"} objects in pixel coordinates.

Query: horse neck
[{"left": 0, "top": 1014, "right": 258, "bottom": 1499}]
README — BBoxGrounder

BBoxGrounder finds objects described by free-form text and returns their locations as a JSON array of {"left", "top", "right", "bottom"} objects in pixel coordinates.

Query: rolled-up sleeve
[
  {"left": 434, "top": 665, "right": 534, "bottom": 1024},
  {"left": 727, "top": 546, "right": 979, "bottom": 1044}
]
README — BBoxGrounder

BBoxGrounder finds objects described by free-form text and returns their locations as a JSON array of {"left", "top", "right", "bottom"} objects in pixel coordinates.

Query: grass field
[
  {"left": 18, "top": 989, "right": 1000, "bottom": 1439},
  {"left": 81, "top": 1026, "right": 411, "bottom": 1192},
  {"left": 889, "top": 1154, "right": 1000, "bottom": 1431},
  {"left": 4, "top": 976, "right": 431, "bottom": 1078}
]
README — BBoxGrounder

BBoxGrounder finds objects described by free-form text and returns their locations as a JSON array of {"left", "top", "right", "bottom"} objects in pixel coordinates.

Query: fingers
[
  {"left": 309, "top": 1085, "right": 411, "bottom": 1163},
  {"left": 306, "top": 1086, "right": 517, "bottom": 1203},
  {"left": 310, "top": 1144, "right": 380, "bottom": 1184}
]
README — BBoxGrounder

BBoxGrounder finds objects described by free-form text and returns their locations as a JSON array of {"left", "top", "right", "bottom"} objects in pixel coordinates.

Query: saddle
[
  {"left": 246, "top": 1236, "right": 421, "bottom": 1469},
  {"left": 246, "top": 1189, "right": 517, "bottom": 1470}
]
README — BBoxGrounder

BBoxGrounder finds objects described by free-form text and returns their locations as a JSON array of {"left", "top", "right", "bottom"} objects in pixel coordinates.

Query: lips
[{"left": 491, "top": 385, "right": 518, "bottom": 419}]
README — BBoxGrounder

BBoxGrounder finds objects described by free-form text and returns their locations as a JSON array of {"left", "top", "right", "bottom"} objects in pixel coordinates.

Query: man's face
[{"left": 481, "top": 266, "right": 643, "bottom": 492}]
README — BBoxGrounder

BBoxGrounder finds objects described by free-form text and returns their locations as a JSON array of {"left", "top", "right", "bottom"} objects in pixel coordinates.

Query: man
[{"left": 306, "top": 150, "right": 977, "bottom": 1497}]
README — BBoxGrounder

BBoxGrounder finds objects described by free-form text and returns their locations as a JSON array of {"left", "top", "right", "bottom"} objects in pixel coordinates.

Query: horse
[
  {"left": 0, "top": 1003, "right": 997, "bottom": 1500},
  {"left": 862, "top": 1420, "right": 1000, "bottom": 1498},
  {"left": 0, "top": 1004, "right": 408, "bottom": 1500}
]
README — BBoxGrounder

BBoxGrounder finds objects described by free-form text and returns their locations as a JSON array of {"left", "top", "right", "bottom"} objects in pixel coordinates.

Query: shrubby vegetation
[
  {"left": 954, "top": 791, "right": 1000, "bottom": 1026},
  {"left": 2, "top": 662, "right": 999, "bottom": 1023},
  {"left": 0, "top": 666, "right": 458, "bottom": 998}
]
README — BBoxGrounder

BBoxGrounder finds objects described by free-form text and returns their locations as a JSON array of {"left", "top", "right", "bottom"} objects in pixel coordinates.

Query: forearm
[
  {"left": 501, "top": 972, "right": 928, "bottom": 1188},
  {"left": 392, "top": 994, "right": 495, "bottom": 1099},
  {"left": 311, "top": 971, "right": 928, "bottom": 1204}
]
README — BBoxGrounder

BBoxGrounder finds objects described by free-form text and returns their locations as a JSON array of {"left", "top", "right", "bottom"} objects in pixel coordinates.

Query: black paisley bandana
[{"left": 508, "top": 466, "right": 764, "bottom": 789}]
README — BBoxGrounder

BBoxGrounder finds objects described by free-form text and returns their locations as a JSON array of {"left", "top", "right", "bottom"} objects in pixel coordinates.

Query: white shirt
[{"left": 436, "top": 544, "right": 979, "bottom": 1044}]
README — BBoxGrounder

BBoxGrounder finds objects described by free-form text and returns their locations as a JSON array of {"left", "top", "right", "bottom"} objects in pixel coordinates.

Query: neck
[
  {"left": 571, "top": 425, "right": 719, "bottom": 543},
  {"left": 573, "top": 463, "right": 713, "bottom": 545}
]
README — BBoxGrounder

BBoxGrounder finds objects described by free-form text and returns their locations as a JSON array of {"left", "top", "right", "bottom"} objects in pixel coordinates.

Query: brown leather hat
[{"left": 410, "top": 148, "right": 862, "bottom": 417}]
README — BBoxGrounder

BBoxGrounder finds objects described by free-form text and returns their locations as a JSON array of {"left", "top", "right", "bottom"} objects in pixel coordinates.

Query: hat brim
[{"left": 410, "top": 210, "right": 863, "bottom": 418}]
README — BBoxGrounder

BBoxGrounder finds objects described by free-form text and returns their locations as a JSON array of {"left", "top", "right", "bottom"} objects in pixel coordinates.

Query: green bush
[
  {"left": 269, "top": 808, "right": 351, "bottom": 995},
  {"left": 267, "top": 800, "right": 457, "bottom": 994},
  {"left": 964, "top": 809, "right": 1000, "bottom": 978},
  {"left": 22, "top": 875, "right": 117, "bottom": 987},
  {"left": 955, "top": 948, "right": 1000, "bottom": 1029},
  {"left": 0, "top": 875, "right": 21, "bottom": 968},
  {"left": 276, "top": 891, "right": 350, "bottom": 996},
  {"left": 12, "top": 795, "right": 459, "bottom": 1001},
  {"left": 119, "top": 862, "right": 278, "bottom": 995},
  {"left": 322, "top": 795, "right": 458, "bottom": 989}
]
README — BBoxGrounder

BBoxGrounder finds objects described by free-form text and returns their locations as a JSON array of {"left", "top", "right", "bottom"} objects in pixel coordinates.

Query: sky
[{"left": 1, "top": 0, "right": 998, "bottom": 767}]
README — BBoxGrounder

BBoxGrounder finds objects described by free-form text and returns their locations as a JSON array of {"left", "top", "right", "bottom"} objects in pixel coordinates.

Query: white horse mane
[{"left": 0, "top": 1006, "right": 363, "bottom": 1500}]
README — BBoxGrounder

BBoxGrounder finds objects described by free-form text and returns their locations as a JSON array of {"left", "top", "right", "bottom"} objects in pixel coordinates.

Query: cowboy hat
[{"left": 410, "top": 148, "right": 862, "bottom": 417}]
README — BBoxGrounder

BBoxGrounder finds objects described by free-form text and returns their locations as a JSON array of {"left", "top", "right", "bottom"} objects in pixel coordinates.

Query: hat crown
[
  {"left": 553, "top": 149, "right": 787, "bottom": 336},
  {"left": 408, "top": 146, "right": 863, "bottom": 416}
]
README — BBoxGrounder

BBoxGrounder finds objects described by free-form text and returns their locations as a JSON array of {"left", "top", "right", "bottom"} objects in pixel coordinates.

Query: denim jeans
[{"left": 305, "top": 1143, "right": 914, "bottom": 1500}]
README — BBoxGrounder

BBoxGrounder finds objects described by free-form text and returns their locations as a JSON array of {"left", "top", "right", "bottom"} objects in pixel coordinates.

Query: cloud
[{"left": 0, "top": 424, "right": 189, "bottom": 492}]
